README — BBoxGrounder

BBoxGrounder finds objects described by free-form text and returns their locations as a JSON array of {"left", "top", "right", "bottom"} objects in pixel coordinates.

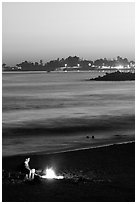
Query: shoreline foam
[{"left": 2, "top": 138, "right": 135, "bottom": 158}]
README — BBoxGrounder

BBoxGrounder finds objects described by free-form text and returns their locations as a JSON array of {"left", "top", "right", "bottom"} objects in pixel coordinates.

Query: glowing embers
[{"left": 41, "top": 168, "right": 64, "bottom": 180}]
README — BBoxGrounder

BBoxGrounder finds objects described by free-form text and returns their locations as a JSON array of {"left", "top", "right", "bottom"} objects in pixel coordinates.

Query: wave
[{"left": 3, "top": 114, "right": 135, "bottom": 137}]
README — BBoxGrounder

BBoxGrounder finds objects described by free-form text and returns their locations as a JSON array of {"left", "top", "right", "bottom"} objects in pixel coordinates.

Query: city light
[{"left": 115, "top": 65, "right": 124, "bottom": 69}]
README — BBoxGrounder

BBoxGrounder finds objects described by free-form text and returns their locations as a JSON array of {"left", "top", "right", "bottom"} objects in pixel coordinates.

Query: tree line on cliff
[{"left": 2, "top": 56, "right": 135, "bottom": 71}]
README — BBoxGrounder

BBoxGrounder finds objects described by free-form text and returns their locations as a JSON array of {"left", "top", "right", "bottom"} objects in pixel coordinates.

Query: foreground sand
[{"left": 2, "top": 142, "right": 135, "bottom": 202}]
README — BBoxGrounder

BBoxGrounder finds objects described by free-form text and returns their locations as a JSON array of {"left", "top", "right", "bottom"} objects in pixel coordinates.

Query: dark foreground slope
[
  {"left": 2, "top": 142, "right": 135, "bottom": 202},
  {"left": 90, "top": 71, "right": 135, "bottom": 81}
]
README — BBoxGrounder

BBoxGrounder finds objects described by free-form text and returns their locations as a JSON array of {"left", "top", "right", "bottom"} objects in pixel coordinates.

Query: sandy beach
[{"left": 2, "top": 141, "right": 135, "bottom": 202}]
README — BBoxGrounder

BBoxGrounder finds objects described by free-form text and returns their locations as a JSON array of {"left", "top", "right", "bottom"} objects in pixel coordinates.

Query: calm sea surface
[{"left": 2, "top": 71, "right": 135, "bottom": 156}]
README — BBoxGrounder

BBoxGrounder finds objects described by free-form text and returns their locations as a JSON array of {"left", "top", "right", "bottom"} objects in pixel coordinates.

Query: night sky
[{"left": 2, "top": 2, "right": 135, "bottom": 66}]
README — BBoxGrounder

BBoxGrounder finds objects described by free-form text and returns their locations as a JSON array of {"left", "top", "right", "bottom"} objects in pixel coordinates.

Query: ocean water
[{"left": 2, "top": 71, "right": 135, "bottom": 156}]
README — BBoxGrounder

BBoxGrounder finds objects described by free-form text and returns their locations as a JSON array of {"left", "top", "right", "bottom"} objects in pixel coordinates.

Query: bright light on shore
[
  {"left": 45, "top": 168, "right": 56, "bottom": 179},
  {"left": 41, "top": 168, "right": 64, "bottom": 180},
  {"left": 116, "top": 65, "right": 124, "bottom": 69}
]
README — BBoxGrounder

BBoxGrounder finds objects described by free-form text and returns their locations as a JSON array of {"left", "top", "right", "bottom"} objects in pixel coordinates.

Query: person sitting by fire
[{"left": 22, "top": 158, "right": 35, "bottom": 180}]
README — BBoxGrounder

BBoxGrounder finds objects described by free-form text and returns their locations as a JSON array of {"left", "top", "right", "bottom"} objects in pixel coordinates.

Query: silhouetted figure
[
  {"left": 86, "top": 136, "right": 90, "bottom": 139},
  {"left": 21, "top": 158, "right": 35, "bottom": 180}
]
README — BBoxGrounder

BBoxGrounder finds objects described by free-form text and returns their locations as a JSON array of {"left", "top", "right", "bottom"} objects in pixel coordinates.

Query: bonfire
[{"left": 41, "top": 168, "right": 64, "bottom": 180}]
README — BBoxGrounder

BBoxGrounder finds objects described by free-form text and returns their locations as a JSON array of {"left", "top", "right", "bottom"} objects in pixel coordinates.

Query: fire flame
[{"left": 41, "top": 168, "right": 64, "bottom": 179}]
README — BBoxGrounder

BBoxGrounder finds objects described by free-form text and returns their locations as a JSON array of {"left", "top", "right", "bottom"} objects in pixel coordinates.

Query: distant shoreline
[{"left": 2, "top": 69, "right": 135, "bottom": 74}]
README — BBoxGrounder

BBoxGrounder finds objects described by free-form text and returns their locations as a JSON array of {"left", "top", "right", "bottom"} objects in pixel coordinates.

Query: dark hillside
[{"left": 90, "top": 71, "right": 135, "bottom": 81}]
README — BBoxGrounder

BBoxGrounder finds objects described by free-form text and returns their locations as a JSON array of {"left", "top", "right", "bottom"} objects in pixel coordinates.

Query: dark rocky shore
[
  {"left": 90, "top": 71, "right": 135, "bottom": 81},
  {"left": 2, "top": 142, "right": 135, "bottom": 202}
]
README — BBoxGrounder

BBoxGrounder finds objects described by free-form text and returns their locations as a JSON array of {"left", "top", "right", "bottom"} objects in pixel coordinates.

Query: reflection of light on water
[{"left": 41, "top": 168, "right": 64, "bottom": 179}]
